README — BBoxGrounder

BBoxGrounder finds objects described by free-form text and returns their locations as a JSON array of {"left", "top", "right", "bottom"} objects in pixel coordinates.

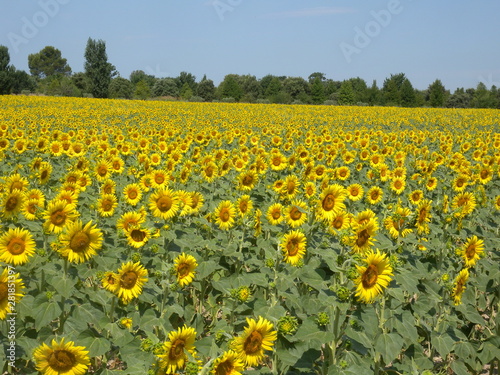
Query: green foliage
[
  {"left": 196, "top": 76, "right": 215, "bottom": 102},
  {"left": 337, "top": 81, "right": 356, "bottom": 105},
  {"left": 84, "top": 38, "right": 116, "bottom": 98},
  {"left": 219, "top": 74, "right": 243, "bottom": 101},
  {"left": 109, "top": 77, "right": 134, "bottom": 99},
  {"left": 153, "top": 78, "right": 179, "bottom": 98},
  {"left": 311, "top": 77, "right": 326, "bottom": 104},
  {"left": 428, "top": 79, "right": 447, "bottom": 107},
  {"left": 28, "top": 46, "right": 71, "bottom": 79}
]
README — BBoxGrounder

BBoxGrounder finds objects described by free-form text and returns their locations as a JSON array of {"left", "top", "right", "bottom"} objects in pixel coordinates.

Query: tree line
[{"left": 1, "top": 38, "right": 499, "bottom": 109}]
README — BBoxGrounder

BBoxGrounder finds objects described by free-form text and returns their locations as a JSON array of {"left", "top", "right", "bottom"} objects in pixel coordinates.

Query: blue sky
[{"left": 1, "top": 0, "right": 499, "bottom": 91}]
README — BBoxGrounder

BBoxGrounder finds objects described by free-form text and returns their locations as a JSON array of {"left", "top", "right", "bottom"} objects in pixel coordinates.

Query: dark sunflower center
[
  {"left": 289, "top": 207, "right": 302, "bottom": 221},
  {"left": 220, "top": 208, "right": 230, "bottom": 222},
  {"left": 157, "top": 196, "right": 172, "bottom": 212},
  {"left": 418, "top": 208, "right": 428, "bottom": 223},
  {"left": 287, "top": 182, "right": 295, "bottom": 194},
  {"left": 394, "top": 181, "right": 403, "bottom": 189},
  {"left": 362, "top": 264, "right": 379, "bottom": 288},
  {"left": 205, "top": 166, "right": 214, "bottom": 177},
  {"left": 243, "top": 330, "right": 263, "bottom": 354},
  {"left": 272, "top": 156, "right": 281, "bottom": 166},
  {"left": 333, "top": 217, "right": 343, "bottom": 229},
  {"left": 48, "top": 350, "right": 76, "bottom": 372},
  {"left": 97, "top": 166, "right": 108, "bottom": 176},
  {"left": 286, "top": 239, "right": 300, "bottom": 256},
  {"left": 51, "top": 210, "right": 67, "bottom": 226},
  {"left": 0, "top": 282, "right": 8, "bottom": 301},
  {"left": 322, "top": 194, "right": 335, "bottom": 211},
  {"left": 5, "top": 196, "right": 19, "bottom": 212},
  {"left": 480, "top": 170, "right": 489, "bottom": 179},
  {"left": 370, "top": 191, "right": 380, "bottom": 200},
  {"left": 128, "top": 190, "right": 138, "bottom": 199},
  {"left": 130, "top": 229, "right": 146, "bottom": 242},
  {"left": 70, "top": 231, "right": 90, "bottom": 253},
  {"left": 239, "top": 202, "right": 248, "bottom": 213},
  {"left": 40, "top": 170, "right": 49, "bottom": 180},
  {"left": 177, "top": 263, "right": 190, "bottom": 278},
  {"left": 8, "top": 238, "right": 25, "bottom": 255},
  {"left": 169, "top": 339, "right": 186, "bottom": 360},
  {"left": 272, "top": 210, "right": 281, "bottom": 220},
  {"left": 356, "top": 229, "right": 370, "bottom": 247},
  {"left": 465, "top": 244, "right": 476, "bottom": 260},
  {"left": 350, "top": 188, "right": 359, "bottom": 196},
  {"left": 120, "top": 271, "right": 138, "bottom": 289},
  {"left": 215, "top": 360, "right": 234, "bottom": 375},
  {"left": 154, "top": 175, "right": 165, "bottom": 184},
  {"left": 393, "top": 218, "right": 405, "bottom": 231},
  {"left": 10, "top": 181, "right": 24, "bottom": 191},
  {"left": 456, "top": 179, "right": 465, "bottom": 187}
]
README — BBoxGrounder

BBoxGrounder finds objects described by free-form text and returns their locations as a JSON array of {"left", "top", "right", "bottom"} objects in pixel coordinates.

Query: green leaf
[
  {"left": 294, "top": 318, "right": 334, "bottom": 344},
  {"left": 431, "top": 332, "right": 455, "bottom": 358},
  {"left": 478, "top": 341, "right": 500, "bottom": 364},
  {"left": 196, "top": 260, "right": 218, "bottom": 279},
  {"left": 374, "top": 332, "right": 404, "bottom": 363},
  {"left": 77, "top": 329, "right": 111, "bottom": 357},
  {"left": 33, "top": 301, "right": 62, "bottom": 330},
  {"left": 454, "top": 303, "right": 486, "bottom": 325},
  {"left": 450, "top": 360, "right": 471, "bottom": 375},
  {"left": 393, "top": 311, "right": 418, "bottom": 345},
  {"left": 48, "top": 275, "right": 76, "bottom": 298},
  {"left": 454, "top": 341, "right": 477, "bottom": 361}
]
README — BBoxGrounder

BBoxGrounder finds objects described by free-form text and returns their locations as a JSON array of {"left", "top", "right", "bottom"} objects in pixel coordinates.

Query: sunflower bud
[
  {"left": 316, "top": 312, "right": 330, "bottom": 327},
  {"left": 277, "top": 315, "right": 299, "bottom": 336}
]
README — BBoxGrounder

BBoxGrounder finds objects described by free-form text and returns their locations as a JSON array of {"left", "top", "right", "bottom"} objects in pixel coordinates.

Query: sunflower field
[{"left": 0, "top": 95, "right": 500, "bottom": 375}]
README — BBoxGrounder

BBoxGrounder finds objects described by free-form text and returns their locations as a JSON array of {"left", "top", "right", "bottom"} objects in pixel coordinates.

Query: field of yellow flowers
[{"left": 0, "top": 95, "right": 499, "bottom": 375}]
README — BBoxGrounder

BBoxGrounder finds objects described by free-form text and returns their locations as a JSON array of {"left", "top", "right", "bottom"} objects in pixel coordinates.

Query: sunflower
[
  {"left": 231, "top": 316, "right": 277, "bottom": 367},
  {"left": 266, "top": 203, "right": 284, "bottom": 225},
  {"left": 346, "top": 184, "right": 364, "bottom": 201},
  {"left": 211, "top": 350, "right": 245, "bottom": 375},
  {"left": 390, "top": 177, "right": 406, "bottom": 195},
  {"left": 150, "top": 169, "right": 170, "bottom": 189},
  {"left": 452, "top": 192, "right": 476, "bottom": 218},
  {"left": 174, "top": 253, "right": 198, "bottom": 287},
  {"left": 366, "top": 186, "right": 383, "bottom": 205},
  {"left": 23, "top": 198, "right": 44, "bottom": 221},
  {"left": 94, "top": 160, "right": 112, "bottom": 182},
  {"left": 303, "top": 181, "right": 316, "bottom": 199},
  {"left": 354, "top": 249, "right": 393, "bottom": 303},
  {"left": 123, "top": 183, "right": 142, "bottom": 206},
  {"left": 113, "top": 261, "right": 148, "bottom": 304},
  {"left": 101, "top": 179, "right": 116, "bottom": 195},
  {"left": 38, "top": 162, "right": 53, "bottom": 184},
  {"left": 117, "top": 210, "right": 146, "bottom": 233},
  {"left": 284, "top": 200, "right": 308, "bottom": 228},
  {"left": 33, "top": 338, "right": 90, "bottom": 375},
  {"left": 187, "top": 191, "right": 204, "bottom": 215},
  {"left": 282, "top": 175, "right": 300, "bottom": 198},
  {"left": 238, "top": 170, "right": 258, "bottom": 191},
  {"left": 5, "top": 173, "right": 29, "bottom": 193},
  {"left": 149, "top": 187, "right": 179, "bottom": 220},
  {"left": 329, "top": 211, "right": 350, "bottom": 233},
  {"left": 336, "top": 166, "right": 350, "bottom": 181},
  {"left": 201, "top": 162, "right": 218, "bottom": 183},
  {"left": 1, "top": 190, "right": 25, "bottom": 219},
  {"left": 316, "top": 184, "right": 347, "bottom": 222},
  {"left": 452, "top": 174, "right": 469, "bottom": 192},
  {"left": 0, "top": 268, "right": 25, "bottom": 320},
  {"left": 157, "top": 325, "right": 197, "bottom": 374},
  {"left": 269, "top": 152, "right": 288, "bottom": 171},
  {"left": 408, "top": 189, "right": 424, "bottom": 205},
  {"left": 236, "top": 195, "right": 253, "bottom": 217},
  {"left": 58, "top": 220, "right": 103, "bottom": 263},
  {"left": 97, "top": 194, "right": 118, "bottom": 217},
  {"left": 452, "top": 268, "right": 469, "bottom": 305},
  {"left": 477, "top": 165, "right": 493, "bottom": 184},
  {"left": 458, "top": 236, "right": 484, "bottom": 268},
  {"left": 126, "top": 227, "right": 151, "bottom": 248},
  {"left": 495, "top": 195, "right": 500, "bottom": 210},
  {"left": 102, "top": 271, "right": 119, "bottom": 293},
  {"left": 384, "top": 206, "right": 413, "bottom": 239},
  {"left": 280, "top": 230, "right": 307, "bottom": 266},
  {"left": 39, "top": 202, "right": 73, "bottom": 236},
  {"left": 177, "top": 190, "right": 194, "bottom": 217},
  {"left": 215, "top": 200, "right": 236, "bottom": 230},
  {"left": 350, "top": 217, "right": 379, "bottom": 254},
  {"left": 425, "top": 176, "right": 438, "bottom": 191},
  {"left": 0, "top": 227, "right": 36, "bottom": 265},
  {"left": 415, "top": 199, "right": 432, "bottom": 235}
]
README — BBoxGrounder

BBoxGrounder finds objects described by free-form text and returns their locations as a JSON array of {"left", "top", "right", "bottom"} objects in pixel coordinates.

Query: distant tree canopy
[
  {"left": 0, "top": 40, "right": 499, "bottom": 109},
  {"left": 28, "top": 46, "right": 71, "bottom": 79}
]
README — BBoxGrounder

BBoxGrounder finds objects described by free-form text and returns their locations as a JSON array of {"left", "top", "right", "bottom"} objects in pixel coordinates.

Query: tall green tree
[
  {"left": 219, "top": 74, "right": 243, "bottom": 101},
  {"left": 176, "top": 71, "right": 197, "bottom": 93},
  {"left": 283, "top": 77, "right": 310, "bottom": 101},
  {"left": 400, "top": 79, "right": 416, "bottom": 107},
  {"left": 337, "top": 80, "right": 356, "bottom": 105},
  {"left": 264, "top": 77, "right": 282, "bottom": 100},
  {"left": 308, "top": 72, "right": 326, "bottom": 84},
  {"left": 367, "top": 80, "right": 380, "bottom": 106},
  {"left": 382, "top": 73, "right": 406, "bottom": 106},
  {"left": 311, "top": 77, "right": 325, "bottom": 104},
  {"left": 471, "top": 82, "right": 495, "bottom": 108},
  {"left": 0, "top": 45, "right": 13, "bottom": 94},
  {"left": 84, "top": 38, "right": 116, "bottom": 98},
  {"left": 196, "top": 75, "right": 215, "bottom": 101},
  {"left": 28, "top": 46, "right": 71, "bottom": 79},
  {"left": 428, "top": 79, "right": 446, "bottom": 107},
  {"left": 130, "top": 70, "right": 156, "bottom": 89}
]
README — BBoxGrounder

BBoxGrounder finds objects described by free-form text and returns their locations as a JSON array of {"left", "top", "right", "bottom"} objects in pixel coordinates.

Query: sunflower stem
[{"left": 109, "top": 296, "right": 116, "bottom": 322}]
